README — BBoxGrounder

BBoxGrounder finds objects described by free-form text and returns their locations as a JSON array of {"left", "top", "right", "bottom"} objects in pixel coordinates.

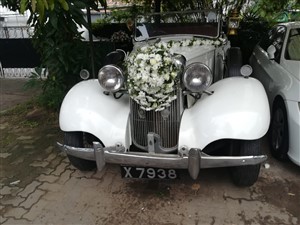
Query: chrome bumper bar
[{"left": 57, "top": 142, "right": 267, "bottom": 179}]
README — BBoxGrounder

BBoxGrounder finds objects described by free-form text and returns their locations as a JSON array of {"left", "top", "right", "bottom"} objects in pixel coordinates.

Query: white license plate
[{"left": 121, "top": 166, "right": 178, "bottom": 179}]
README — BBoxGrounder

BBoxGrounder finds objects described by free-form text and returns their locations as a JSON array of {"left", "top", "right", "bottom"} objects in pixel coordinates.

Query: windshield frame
[{"left": 134, "top": 9, "right": 221, "bottom": 42}]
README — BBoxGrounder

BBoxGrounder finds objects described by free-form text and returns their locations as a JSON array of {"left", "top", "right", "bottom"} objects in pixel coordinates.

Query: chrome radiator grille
[{"left": 130, "top": 96, "right": 181, "bottom": 151}]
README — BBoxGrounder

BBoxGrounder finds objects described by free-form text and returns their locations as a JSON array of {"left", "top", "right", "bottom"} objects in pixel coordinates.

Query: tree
[
  {"left": 119, "top": 0, "right": 254, "bottom": 17},
  {"left": 0, "top": 0, "right": 107, "bottom": 109}
]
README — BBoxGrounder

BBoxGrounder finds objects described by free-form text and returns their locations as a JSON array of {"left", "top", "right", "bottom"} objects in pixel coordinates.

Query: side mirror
[{"left": 267, "top": 45, "right": 276, "bottom": 60}]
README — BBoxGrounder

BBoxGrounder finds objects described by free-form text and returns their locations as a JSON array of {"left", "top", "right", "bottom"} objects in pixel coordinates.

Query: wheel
[
  {"left": 269, "top": 99, "right": 289, "bottom": 160},
  {"left": 64, "top": 132, "right": 97, "bottom": 171},
  {"left": 230, "top": 139, "right": 262, "bottom": 187},
  {"left": 226, "top": 47, "right": 243, "bottom": 77}
]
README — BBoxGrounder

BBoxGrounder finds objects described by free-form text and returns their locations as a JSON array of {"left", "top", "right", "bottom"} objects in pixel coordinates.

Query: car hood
[
  {"left": 132, "top": 36, "right": 219, "bottom": 69},
  {"left": 171, "top": 44, "right": 215, "bottom": 63},
  {"left": 283, "top": 60, "right": 300, "bottom": 81}
]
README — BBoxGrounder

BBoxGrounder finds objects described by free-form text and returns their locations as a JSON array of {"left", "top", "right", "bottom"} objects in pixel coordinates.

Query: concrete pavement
[{"left": 0, "top": 78, "right": 39, "bottom": 112}]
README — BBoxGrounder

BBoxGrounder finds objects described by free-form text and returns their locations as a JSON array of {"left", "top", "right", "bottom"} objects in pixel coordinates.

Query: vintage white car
[
  {"left": 250, "top": 22, "right": 300, "bottom": 166},
  {"left": 58, "top": 10, "right": 270, "bottom": 186}
]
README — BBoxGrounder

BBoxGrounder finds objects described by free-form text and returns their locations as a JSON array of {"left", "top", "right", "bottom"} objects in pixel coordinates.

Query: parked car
[
  {"left": 250, "top": 22, "right": 300, "bottom": 166},
  {"left": 58, "top": 10, "right": 270, "bottom": 186}
]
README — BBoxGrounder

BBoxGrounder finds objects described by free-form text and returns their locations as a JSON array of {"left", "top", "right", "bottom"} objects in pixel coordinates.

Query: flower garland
[
  {"left": 111, "top": 30, "right": 130, "bottom": 43},
  {"left": 166, "top": 38, "right": 223, "bottom": 50},
  {"left": 126, "top": 38, "right": 223, "bottom": 111}
]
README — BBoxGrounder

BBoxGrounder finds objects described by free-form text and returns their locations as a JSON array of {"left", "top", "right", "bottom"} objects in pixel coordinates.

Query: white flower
[
  {"left": 165, "top": 57, "right": 172, "bottom": 63},
  {"left": 164, "top": 73, "right": 170, "bottom": 80},
  {"left": 182, "top": 40, "right": 189, "bottom": 47},
  {"left": 141, "top": 46, "right": 147, "bottom": 51},
  {"left": 173, "top": 42, "right": 180, "bottom": 48},
  {"left": 125, "top": 37, "right": 223, "bottom": 111},
  {"left": 150, "top": 58, "right": 157, "bottom": 65},
  {"left": 155, "top": 54, "right": 162, "bottom": 62},
  {"left": 111, "top": 30, "right": 130, "bottom": 42}
]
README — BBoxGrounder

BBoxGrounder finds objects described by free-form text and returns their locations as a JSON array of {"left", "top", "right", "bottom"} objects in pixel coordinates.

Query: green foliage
[
  {"left": 23, "top": 67, "right": 44, "bottom": 91},
  {"left": 20, "top": 120, "right": 39, "bottom": 128},
  {"left": 27, "top": 1, "right": 87, "bottom": 110},
  {"left": 248, "top": 0, "right": 300, "bottom": 23},
  {"left": 34, "top": 38, "right": 103, "bottom": 110},
  {"left": 230, "top": 7, "right": 271, "bottom": 63},
  {"left": 38, "top": 77, "right": 66, "bottom": 110},
  {"left": 91, "top": 6, "right": 137, "bottom": 42},
  {"left": 253, "top": 0, "right": 289, "bottom": 22},
  {"left": 93, "top": 5, "right": 140, "bottom": 25},
  {"left": 0, "top": 0, "right": 20, "bottom": 11},
  {"left": 110, "top": 9, "right": 133, "bottom": 22},
  {"left": 1, "top": 0, "right": 108, "bottom": 111},
  {"left": 119, "top": 0, "right": 250, "bottom": 14},
  {"left": 24, "top": 41, "right": 114, "bottom": 110}
]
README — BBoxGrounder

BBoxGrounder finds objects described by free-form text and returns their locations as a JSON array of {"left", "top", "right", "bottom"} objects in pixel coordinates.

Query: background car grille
[{"left": 130, "top": 95, "right": 181, "bottom": 151}]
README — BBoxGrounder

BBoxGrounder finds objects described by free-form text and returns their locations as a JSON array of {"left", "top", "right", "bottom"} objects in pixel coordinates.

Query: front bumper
[{"left": 57, "top": 142, "right": 267, "bottom": 179}]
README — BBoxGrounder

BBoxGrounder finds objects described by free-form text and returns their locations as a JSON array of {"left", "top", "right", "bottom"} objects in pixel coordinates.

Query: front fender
[
  {"left": 59, "top": 79, "right": 130, "bottom": 147},
  {"left": 178, "top": 77, "right": 270, "bottom": 150}
]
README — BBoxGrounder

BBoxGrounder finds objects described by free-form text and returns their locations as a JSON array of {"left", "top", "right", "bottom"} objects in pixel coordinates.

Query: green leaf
[
  {"left": 49, "top": 13, "right": 58, "bottom": 29},
  {"left": 20, "top": 0, "right": 28, "bottom": 14},
  {"left": 58, "top": 0, "right": 69, "bottom": 11},
  {"left": 48, "top": 0, "right": 55, "bottom": 10},
  {"left": 73, "top": 0, "right": 86, "bottom": 9},
  {"left": 46, "top": 28, "right": 56, "bottom": 37},
  {"left": 36, "top": 0, "right": 45, "bottom": 22},
  {"left": 32, "top": 0, "right": 36, "bottom": 12},
  {"left": 43, "top": 0, "right": 49, "bottom": 10}
]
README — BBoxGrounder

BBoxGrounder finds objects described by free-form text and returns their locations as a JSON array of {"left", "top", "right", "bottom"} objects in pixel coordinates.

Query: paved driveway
[
  {"left": 0, "top": 78, "right": 39, "bottom": 112},
  {"left": 1, "top": 79, "right": 300, "bottom": 225}
]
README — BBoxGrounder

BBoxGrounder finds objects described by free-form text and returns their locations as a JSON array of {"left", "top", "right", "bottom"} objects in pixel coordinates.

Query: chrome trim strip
[
  {"left": 57, "top": 142, "right": 95, "bottom": 161},
  {"left": 57, "top": 142, "right": 267, "bottom": 174},
  {"left": 104, "top": 150, "right": 189, "bottom": 169},
  {"left": 188, "top": 148, "right": 200, "bottom": 179},
  {"left": 200, "top": 153, "right": 267, "bottom": 168},
  {"left": 94, "top": 142, "right": 105, "bottom": 171}
]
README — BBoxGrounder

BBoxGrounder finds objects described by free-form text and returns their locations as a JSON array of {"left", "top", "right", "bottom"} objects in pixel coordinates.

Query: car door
[{"left": 251, "top": 25, "right": 288, "bottom": 105}]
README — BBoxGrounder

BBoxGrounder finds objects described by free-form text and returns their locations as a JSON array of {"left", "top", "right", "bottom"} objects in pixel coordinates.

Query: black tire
[
  {"left": 64, "top": 132, "right": 97, "bottom": 171},
  {"left": 269, "top": 99, "right": 289, "bottom": 160},
  {"left": 226, "top": 47, "right": 243, "bottom": 77},
  {"left": 230, "top": 139, "right": 262, "bottom": 187}
]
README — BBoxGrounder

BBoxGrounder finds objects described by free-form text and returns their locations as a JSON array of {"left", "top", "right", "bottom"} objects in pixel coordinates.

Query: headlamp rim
[
  {"left": 182, "top": 62, "right": 213, "bottom": 93},
  {"left": 98, "top": 64, "right": 124, "bottom": 92},
  {"left": 79, "top": 69, "right": 90, "bottom": 80}
]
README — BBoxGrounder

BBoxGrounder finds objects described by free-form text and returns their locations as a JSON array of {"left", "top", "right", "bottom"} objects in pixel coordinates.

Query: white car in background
[{"left": 250, "top": 22, "right": 300, "bottom": 166}]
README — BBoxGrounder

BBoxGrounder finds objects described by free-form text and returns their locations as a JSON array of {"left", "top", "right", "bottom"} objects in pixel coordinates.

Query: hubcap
[{"left": 271, "top": 108, "right": 285, "bottom": 151}]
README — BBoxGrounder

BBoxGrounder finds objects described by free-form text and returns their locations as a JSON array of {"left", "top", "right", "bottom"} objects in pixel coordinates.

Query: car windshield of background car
[
  {"left": 134, "top": 10, "right": 220, "bottom": 41},
  {"left": 285, "top": 28, "right": 300, "bottom": 61}
]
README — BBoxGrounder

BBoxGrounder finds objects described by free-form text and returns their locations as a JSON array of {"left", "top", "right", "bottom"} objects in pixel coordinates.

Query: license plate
[{"left": 121, "top": 166, "right": 178, "bottom": 179}]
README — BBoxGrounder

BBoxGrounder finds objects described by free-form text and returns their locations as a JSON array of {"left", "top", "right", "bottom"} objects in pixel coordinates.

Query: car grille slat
[{"left": 130, "top": 93, "right": 180, "bottom": 151}]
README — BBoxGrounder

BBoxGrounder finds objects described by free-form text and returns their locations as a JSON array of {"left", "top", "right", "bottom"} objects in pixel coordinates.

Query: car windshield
[
  {"left": 134, "top": 10, "right": 220, "bottom": 41},
  {"left": 285, "top": 28, "right": 300, "bottom": 61}
]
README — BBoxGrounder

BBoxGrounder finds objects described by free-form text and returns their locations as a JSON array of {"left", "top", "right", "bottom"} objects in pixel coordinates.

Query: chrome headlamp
[
  {"left": 182, "top": 63, "right": 213, "bottom": 93},
  {"left": 98, "top": 65, "right": 124, "bottom": 92},
  {"left": 173, "top": 54, "right": 186, "bottom": 69}
]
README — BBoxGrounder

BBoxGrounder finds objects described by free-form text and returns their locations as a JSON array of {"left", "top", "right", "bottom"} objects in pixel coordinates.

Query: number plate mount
[{"left": 121, "top": 166, "right": 178, "bottom": 179}]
